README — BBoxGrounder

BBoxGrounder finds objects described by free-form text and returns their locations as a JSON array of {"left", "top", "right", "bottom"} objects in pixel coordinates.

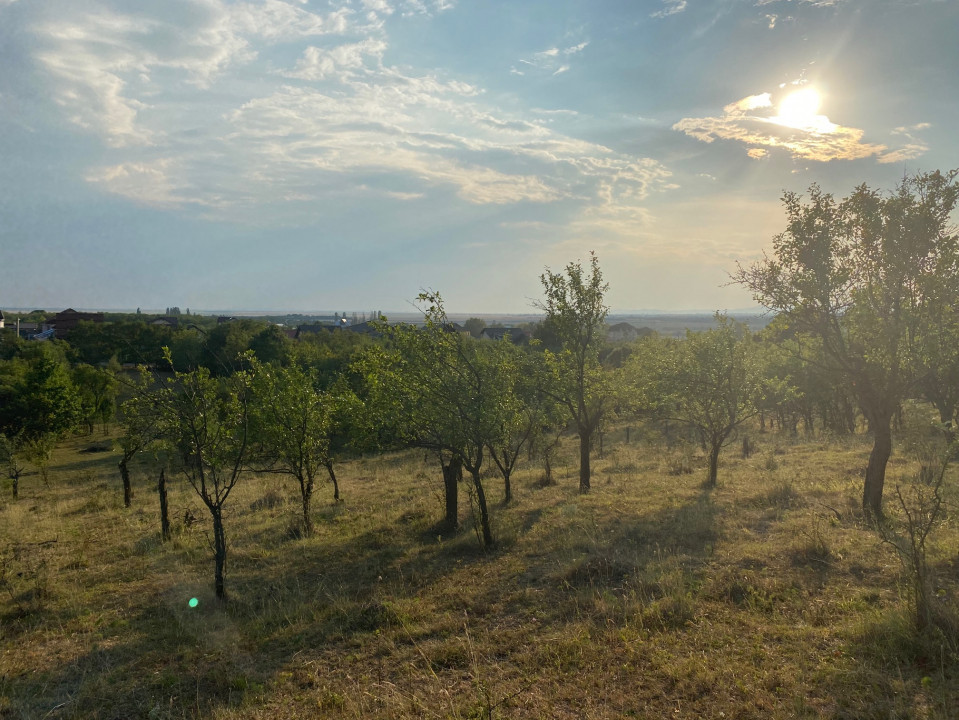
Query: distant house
[
  {"left": 0, "top": 310, "right": 4, "bottom": 329},
  {"left": 50, "top": 308, "right": 105, "bottom": 339},
  {"left": 479, "top": 327, "right": 528, "bottom": 344},
  {"left": 217, "top": 316, "right": 236, "bottom": 324},
  {"left": 606, "top": 322, "right": 652, "bottom": 343},
  {"left": 345, "top": 321, "right": 381, "bottom": 337},
  {"left": 16, "top": 321, "right": 38, "bottom": 338},
  {"left": 150, "top": 316, "right": 180, "bottom": 328}
]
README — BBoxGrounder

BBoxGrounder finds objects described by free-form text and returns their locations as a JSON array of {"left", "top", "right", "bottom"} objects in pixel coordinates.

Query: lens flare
[{"left": 776, "top": 88, "right": 822, "bottom": 129}]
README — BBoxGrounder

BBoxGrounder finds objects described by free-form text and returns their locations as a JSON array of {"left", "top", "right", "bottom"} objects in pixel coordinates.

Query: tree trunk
[
  {"left": 212, "top": 507, "right": 227, "bottom": 600},
  {"left": 119, "top": 458, "right": 133, "bottom": 508},
  {"left": 158, "top": 469, "right": 171, "bottom": 542},
  {"left": 325, "top": 460, "right": 340, "bottom": 502},
  {"left": 706, "top": 440, "right": 721, "bottom": 488},
  {"left": 863, "top": 414, "right": 892, "bottom": 518},
  {"left": 471, "top": 470, "right": 493, "bottom": 548},
  {"left": 579, "top": 430, "right": 591, "bottom": 493},
  {"left": 442, "top": 456, "right": 461, "bottom": 529},
  {"left": 299, "top": 475, "right": 314, "bottom": 537},
  {"left": 12, "top": 474, "right": 18, "bottom": 500},
  {"left": 502, "top": 470, "right": 512, "bottom": 504}
]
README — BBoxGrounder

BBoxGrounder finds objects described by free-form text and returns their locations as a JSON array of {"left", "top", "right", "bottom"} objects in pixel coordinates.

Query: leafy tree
[
  {"left": 201, "top": 319, "right": 264, "bottom": 375},
  {"left": 248, "top": 325, "right": 293, "bottom": 366},
  {"left": 535, "top": 252, "right": 609, "bottom": 493},
  {"left": 117, "top": 368, "right": 163, "bottom": 510},
  {"left": 155, "top": 352, "right": 253, "bottom": 599},
  {"left": 359, "top": 294, "right": 510, "bottom": 546},
  {"left": 485, "top": 344, "right": 560, "bottom": 503},
  {"left": 21, "top": 433, "right": 58, "bottom": 487},
  {"left": 464, "top": 317, "right": 487, "bottom": 338},
  {"left": 915, "top": 305, "right": 959, "bottom": 428},
  {"left": 0, "top": 433, "right": 27, "bottom": 499},
  {"left": 630, "top": 317, "right": 764, "bottom": 487},
  {"left": 14, "top": 352, "right": 82, "bottom": 441},
  {"left": 250, "top": 360, "right": 358, "bottom": 535},
  {"left": 73, "top": 364, "right": 118, "bottom": 435},
  {"left": 735, "top": 171, "right": 959, "bottom": 516}
]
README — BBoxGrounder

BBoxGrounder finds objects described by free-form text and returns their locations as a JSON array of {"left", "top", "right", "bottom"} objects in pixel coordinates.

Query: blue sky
[{"left": 1, "top": 0, "right": 956, "bottom": 313}]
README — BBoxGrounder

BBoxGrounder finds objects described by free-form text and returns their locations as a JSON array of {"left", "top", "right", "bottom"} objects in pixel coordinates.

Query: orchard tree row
[{"left": 2, "top": 169, "right": 958, "bottom": 601}]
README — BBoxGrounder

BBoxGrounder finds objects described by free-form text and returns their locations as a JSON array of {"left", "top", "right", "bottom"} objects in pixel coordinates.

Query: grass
[{"left": 1, "top": 427, "right": 958, "bottom": 718}]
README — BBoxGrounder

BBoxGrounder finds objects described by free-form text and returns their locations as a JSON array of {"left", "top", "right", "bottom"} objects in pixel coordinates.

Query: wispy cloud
[
  {"left": 512, "top": 40, "right": 589, "bottom": 77},
  {"left": 877, "top": 122, "right": 931, "bottom": 164},
  {"left": 651, "top": 0, "right": 686, "bottom": 19},
  {"left": 672, "top": 90, "right": 888, "bottom": 162},
  {"left": 281, "top": 38, "right": 387, "bottom": 80},
  {"left": 31, "top": 0, "right": 353, "bottom": 146},
  {"left": 31, "top": 1, "right": 669, "bottom": 226}
]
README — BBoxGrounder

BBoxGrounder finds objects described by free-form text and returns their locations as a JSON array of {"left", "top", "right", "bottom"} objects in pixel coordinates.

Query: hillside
[{"left": 1, "top": 426, "right": 957, "bottom": 719}]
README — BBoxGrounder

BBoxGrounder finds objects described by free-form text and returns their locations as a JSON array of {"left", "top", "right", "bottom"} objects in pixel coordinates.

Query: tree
[
  {"left": 735, "top": 171, "right": 959, "bottom": 516},
  {"left": 0, "top": 433, "right": 27, "bottom": 499},
  {"left": 485, "top": 344, "right": 559, "bottom": 503},
  {"left": 464, "top": 317, "right": 487, "bottom": 338},
  {"left": 630, "top": 317, "right": 765, "bottom": 487},
  {"left": 250, "top": 360, "right": 357, "bottom": 536},
  {"left": 155, "top": 353, "right": 253, "bottom": 599},
  {"left": 117, "top": 368, "right": 163, "bottom": 510},
  {"left": 14, "top": 352, "right": 82, "bottom": 441},
  {"left": 535, "top": 253, "right": 609, "bottom": 492},
  {"left": 359, "top": 294, "right": 510, "bottom": 547},
  {"left": 73, "top": 364, "right": 118, "bottom": 435}
]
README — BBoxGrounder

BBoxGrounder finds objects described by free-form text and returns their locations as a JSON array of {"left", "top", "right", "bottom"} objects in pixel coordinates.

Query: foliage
[
  {"left": 3, "top": 350, "right": 82, "bottom": 441},
  {"left": 357, "top": 293, "right": 518, "bottom": 546},
  {"left": 535, "top": 252, "right": 610, "bottom": 492},
  {"left": 464, "top": 317, "right": 487, "bottom": 338},
  {"left": 0, "top": 432, "right": 27, "bottom": 498},
  {"left": 250, "top": 359, "right": 360, "bottom": 535},
  {"left": 73, "top": 363, "right": 118, "bottom": 435},
  {"left": 629, "top": 316, "right": 765, "bottom": 486},
  {"left": 153, "top": 350, "right": 254, "bottom": 598},
  {"left": 735, "top": 170, "right": 959, "bottom": 516}
]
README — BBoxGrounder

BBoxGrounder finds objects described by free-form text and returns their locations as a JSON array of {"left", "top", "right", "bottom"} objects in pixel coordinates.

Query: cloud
[
  {"left": 222, "top": 79, "right": 670, "bottom": 208},
  {"left": 30, "top": 0, "right": 671, "bottom": 230},
  {"left": 672, "top": 90, "right": 888, "bottom": 162},
  {"left": 515, "top": 40, "right": 589, "bottom": 76},
  {"left": 282, "top": 38, "right": 387, "bottom": 80},
  {"left": 31, "top": 0, "right": 357, "bottom": 146},
  {"left": 878, "top": 123, "right": 931, "bottom": 164},
  {"left": 651, "top": 0, "right": 686, "bottom": 19},
  {"left": 85, "top": 159, "right": 220, "bottom": 208}
]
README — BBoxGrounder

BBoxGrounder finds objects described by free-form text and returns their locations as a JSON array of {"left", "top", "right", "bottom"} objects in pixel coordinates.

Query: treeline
[{"left": 2, "top": 170, "right": 959, "bottom": 605}]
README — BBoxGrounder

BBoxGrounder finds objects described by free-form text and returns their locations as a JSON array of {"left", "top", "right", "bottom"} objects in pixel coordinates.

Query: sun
[{"left": 776, "top": 87, "right": 823, "bottom": 129}]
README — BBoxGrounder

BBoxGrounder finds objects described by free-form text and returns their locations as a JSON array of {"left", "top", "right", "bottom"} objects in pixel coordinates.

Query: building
[
  {"left": 50, "top": 308, "right": 105, "bottom": 339},
  {"left": 150, "top": 316, "right": 180, "bottom": 328}
]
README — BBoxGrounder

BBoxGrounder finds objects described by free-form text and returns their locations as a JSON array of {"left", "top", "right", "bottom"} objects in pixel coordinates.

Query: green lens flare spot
[{"left": 188, "top": 597, "right": 199, "bottom": 608}]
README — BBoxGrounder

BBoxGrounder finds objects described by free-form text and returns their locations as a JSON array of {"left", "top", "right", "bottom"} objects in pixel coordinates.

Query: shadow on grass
[
  {"left": 813, "top": 609, "right": 959, "bottom": 719},
  {"left": 2, "top": 594, "right": 276, "bottom": 719}
]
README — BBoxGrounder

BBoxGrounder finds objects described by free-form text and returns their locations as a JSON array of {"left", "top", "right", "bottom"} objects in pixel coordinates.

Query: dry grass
[{"left": 1, "top": 427, "right": 958, "bottom": 719}]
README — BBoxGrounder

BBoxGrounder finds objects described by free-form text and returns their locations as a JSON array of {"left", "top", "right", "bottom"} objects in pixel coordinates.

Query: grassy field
[{"left": 1, "top": 425, "right": 958, "bottom": 719}]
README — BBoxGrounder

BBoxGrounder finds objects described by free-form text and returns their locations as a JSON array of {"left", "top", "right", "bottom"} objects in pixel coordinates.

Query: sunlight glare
[{"left": 774, "top": 88, "right": 831, "bottom": 131}]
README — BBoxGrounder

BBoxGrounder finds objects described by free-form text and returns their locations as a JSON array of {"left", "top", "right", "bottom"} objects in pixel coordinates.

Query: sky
[{"left": 1, "top": 0, "right": 957, "bottom": 314}]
